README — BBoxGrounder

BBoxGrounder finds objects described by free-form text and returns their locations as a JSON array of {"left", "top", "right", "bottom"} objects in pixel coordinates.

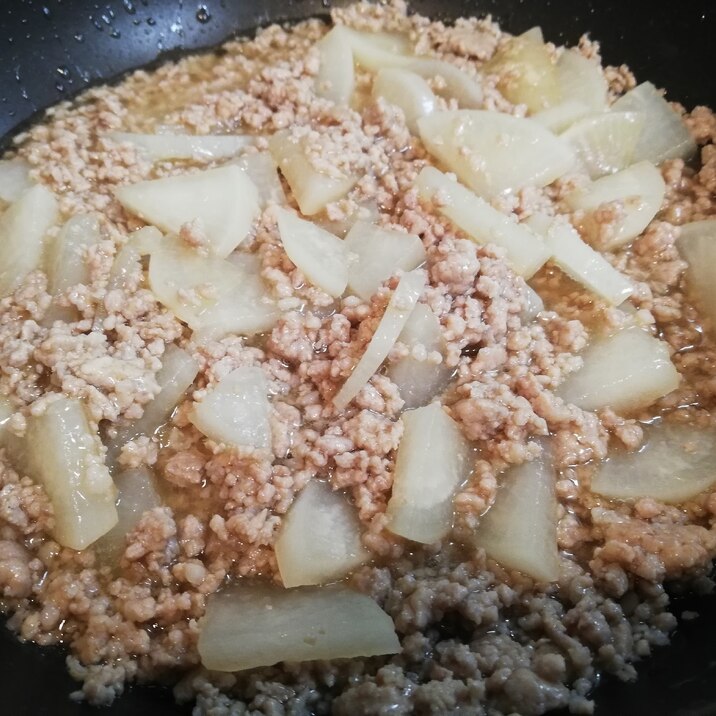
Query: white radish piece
[
  {"left": 334, "top": 270, "right": 425, "bottom": 411},
  {"left": 590, "top": 422, "right": 716, "bottom": 504},
  {"left": 109, "top": 132, "right": 253, "bottom": 162},
  {"left": 315, "top": 27, "right": 355, "bottom": 105},
  {"left": 115, "top": 164, "right": 260, "bottom": 258},
  {"left": 677, "top": 219, "right": 716, "bottom": 337},
  {"left": 268, "top": 130, "right": 356, "bottom": 216},
  {"left": 471, "top": 451, "right": 560, "bottom": 583},
  {"left": 149, "top": 242, "right": 278, "bottom": 336},
  {"left": 129, "top": 225, "right": 163, "bottom": 257},
  {"left": 337, "top": 26, "right": 412, "bottom": 70},
  {"left": 344, "top": 221, "right": 426, "bottom": 301},
  {"left": 484, "top": 35, "right": 559, "bottom": 112},
  {"left": 521, "top": 26, "right": 544, "bottom": 43},
  {"left": 387, "top": 304, "right": 453, "bottom": 410},
  {"left": 556, "top": 326, "right": 679, "bottom": 412},
  {"left": 198, "top": 583, "right": 400, "bottom": 672},
  {"left": 372, "top": 68, "right": 437, "bottom": 133},
  {"left": 387, "top": 403, "right": 472, "bottom": 544},
  {"left": 417, "top": 110, "right": 575, "bottom": 198},
  {"left": 561, "top": 111, "right": 644, "bottom": 179},
  {"left": 275, "top": 480, "right": 369, "bottom": 588},
  {"left": 555, "top": 50, "right": 609, "bottom": 111},
  {"left": 94, "top": 467, "right": 162, "bottom": 565},
  {"left": 190, "top": 366, "right": 271, "bottom": 450},
  {"left": 522, "top": 283, "right": 545, "bottom": 321},
  {"left": 231, "top": 152, "right": 286, "bottom": 207},
  {"left": 0, "top": 159, "right": 33, "bottom": 204},
  {"left": 273, "top": 207, "right": 349, "bottom": 298},
  {"left": 416, "top": 166, "right": 549, "bottom": 277},
  {"left": 0, "top": 398, "right": 13, "bottom": 444},
  {"left": 23, "top": 397, "right": 118, "bottom": 550},
  {"left": 567, "top": 161, "right": 666, "bottom": 249},
  {"left": 612, "top": 82, "right": 697, "bottom": 165},
  {"left": 407, "top": 58, "right": 484, "bottom": 108},
  {"left": 532, "top": 100, "right": 591, "bottom": 133},
  {"left": 0, "top": 184, "right": 58, "bottom": 297},
  {"left": 540, "top": 215, "right": 633, "bottom": 304}
]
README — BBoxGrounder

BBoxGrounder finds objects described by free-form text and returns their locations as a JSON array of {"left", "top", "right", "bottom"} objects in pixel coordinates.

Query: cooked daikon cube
[
  {"left": 677, "top": 219, "right": 716, "bottom": 338},
  {"left": 109, "top": 132, "right": 253, "bottom": 162}
]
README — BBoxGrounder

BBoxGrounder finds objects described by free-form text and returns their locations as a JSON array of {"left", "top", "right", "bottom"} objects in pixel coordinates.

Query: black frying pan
[{"left": 0, "top": 1, "right": 714, "bottom": 714}]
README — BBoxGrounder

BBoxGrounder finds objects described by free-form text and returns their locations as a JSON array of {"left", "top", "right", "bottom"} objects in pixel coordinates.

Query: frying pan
[{"left": 0, "top": 1, "right": 714, "bottom": 714}]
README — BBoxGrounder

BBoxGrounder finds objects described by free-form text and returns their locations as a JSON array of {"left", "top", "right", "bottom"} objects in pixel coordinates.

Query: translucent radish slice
[{"left": 678, "top": 219, "right": 716, "bottom": 338}]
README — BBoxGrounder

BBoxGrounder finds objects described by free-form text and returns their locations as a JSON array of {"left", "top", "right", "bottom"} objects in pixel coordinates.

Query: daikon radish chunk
[
  {"left": 612, "top": 82, "right": 697, "bottom": 164},
  {"left": 149, "top": 242, "right": 278, "bottom": 336},
  {"left": 94, "top": 467, "right": 162, "bottom": 564},
  {"left": 0, "top": 159, "right": 33, "bottom": 204},
  {"left": 556, "top": 326, "right": 679, "bottom": 412},
  {"left": 275, "top": 480, "right": 368, "bottom": 587},
  {"left": 387, "top": 304, "right": 453, "bottom": 409},
  {"left": 373, "top": 68, "right": 437, "bottom": 133},
  {"left": 344, "top": 221, "right": 426, "bottom": 301},
  {"left": 540, "top": 216, "right": 633, "bottom": 304},
  {"left": 591, "top": 423, "right": 716, "bottom": 504},
  {"left": 268, "top": 130, "right": 356, "bottom": 216},
  {"left": 44, "top": 213, "right": 102, "bottom": 323},
  {"left": 567, "top": 161, "right": 666, "bottom": 249},
  {"left": 0, "top": 184, "right": 58, "bottom": 297},
  {"left": 338, "top": 27, "right": 412, "bottom": 70},
  {"left": 561, "top": 112, "right": 644, "bottom": 179},
  {"left": 677, "top": 219, "right": 716, "bottom": 336},
  {"left": 115, "top": 165, "right": 260, "bottom": 258},
  {"left": 315, "top": 27, "right": 355, "bottom": 105},
  {"left": 532, "top": 100, "right": 591, "bottom": 133},
  {"left": 387, "top": 403, "right": 472, "bottom": 544},
  {"left": 555, "top": 50, "right": 609, "bottom": 111},
  {"left": 109, "top": 132, "right": 253, "bottom": 162},
  {"left": 198, "top": 583, "right": 400, "bottom": 672},
  {"left": 417, "top": 110, "right": 575, "bottom": 198},
  {"left": 24, "top": 397, "right": 118, "bottom": 550},
  {"left": 0, "top": 398, "right": 13, "bottom": 444},
  {"left": 471, "top": 452, "right": 560, "bottom": 583},
  {"left": 274, "top": 207, "right": 349, "bottom": 298},
  {"left": 521, "top": 26, "right": 544, "bottom": 43},
  {"left": 484, "top": 35, "right": 559, "bottom": 112},
  {"left": 128, "top": 225, "right": 163, "bottom": 257},
  {"left": 416, "top": 166, "right": 549, "bottom": 277},
  {"left": 190, "top": 366, "right": 271, "bottom": 450},
  {"left": 406, "top": 58, "right": 483, "bottom": 109},
  {"left": 522, "top": 283, "right": 544, "bottom": 321},
  {"left": 231, "top": 152, "right": 286, "bottom": 207},
  {"left": 334, "top": 270, "right": 425, "bottom": 411}
]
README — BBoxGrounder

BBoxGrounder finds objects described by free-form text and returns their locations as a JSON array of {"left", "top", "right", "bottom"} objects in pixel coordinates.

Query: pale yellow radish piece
[
  {"left": 613, "top": 82, "right": 697, "bottom": 164},
  {"left": 268, "top": 130, "right": 356, "bottom": 216},
  {"left": 334, "top": 270, "right": 425, "bottom": 410},
  {"left": 484, "top": 35, "right": 559, "bottom": 112},
  {"left": 561, "top": 111, "right": 644, "bottom": 178},
  {"left": 591, "top": 423, "right": 716, "bottom": 504},
  {"left": 23, "top": 398, "right": 118, "bottom": 550},
  {"left": 0, "top": 398, "right": 13, "bottom": 444},
  {"left": 522, "top": 283, "right": 544, "bottom": 321},
  {"left": 540, "top": 216, "right": 633, "bottom": 304},
  {"left": 415, "top": 166, "right": 549, "bottom": 277},
  {"left": 532, "top": 100, "right": 591, "bottom": 133},
  {"left": 149, "top": 242, "right": 278, "bottom": 336},
  {"left": 198, "top": 583, "right": 400, "bottom": 672},
  {"left": 387, "top": 403, "right": 472, "bottom": 544},
  {"left": 128, "top": 225, "right": 164, "bottom": 257},
  {"left": 44, "top": 213, "right": 102, "bottom": 323},
  {"left": 109, "top": 132, "right": 253, "bottom": 161},
  {"left": 344, "top": 221, "right": 426, "bottom": 301},
  {"left": 677, "top": 219, "right": 716, "bottom": 337},
  {"left": 556, "top": 326, "right": 679, "bottom": 412},
  {"left": 273, "top": 207, "right": 349, "bottom": 298},
  {"left": 190, "top": 366, "right": 271, "bottom": 450},
  {"left": 373, "top": 68, "right": 437, "bottom": 133},
  {"left": 521, "top": 26, "right": 544, "bottom": 43},
  {"left": 417, "top": 110, "right": 575, "bottom": 198},
  {"left": 387, "top": 304, "right": 453, "bottom": 410},
  {"left": 406, "top": 58, "right": 483, "bottom": 108},
  {"left": 471, "top": 451, "right": 560, "bottom": 583},
  {"left": 556, "top": 50, "right": 609, "bottom": 111},
  {"left": 0, "top": 159, "right": 33, "bottom": 204},
  {"left": 338, "top": 26, "right": 412, "bottom": 70},
  {"left": 115, "top": 165, "right": 260, "bottom": 258},
  {"left": 275, "top": 480, "right": 368, "bottom": 588},
  {"left": 94, "top": 467, "right": 162, "bottom": 565},
  {"left": 567, "top": 161, "right": 666, "bottom": 249},
  {"left": 231, "top": 152, "right": 286, "bottom": 207},
  {"left": 0, "top": 184, "right": 58, "bottom": 297},
  {"left": 315, "top": 27, "right": 355, "bottom": 105}
]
